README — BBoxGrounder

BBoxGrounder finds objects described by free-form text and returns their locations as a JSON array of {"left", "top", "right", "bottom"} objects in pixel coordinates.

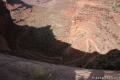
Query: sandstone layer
[{"left": 10, "top": 0, "right": 120, "bottom": 54}]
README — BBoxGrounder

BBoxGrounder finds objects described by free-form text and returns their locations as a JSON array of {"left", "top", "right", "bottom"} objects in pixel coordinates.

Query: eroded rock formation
[
  {"left": 10, "top": 0, "right": 120, "bottom": 54},
  {"left": 0, "top": 0, "right": 120, "bottom": 71}
]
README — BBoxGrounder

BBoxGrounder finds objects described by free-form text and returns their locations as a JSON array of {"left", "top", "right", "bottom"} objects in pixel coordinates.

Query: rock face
[
  {"left": 10, "top": 0, "right": 120, "bottom": 54},
  {"left": 0, "top": 54, "right": 119, "bottom": 80},
  {"left": 0, "top": 1, "right": 120, "bottom": 79},
  {"left": 0, "top": 1, "right": 12, "bottom": 51}
]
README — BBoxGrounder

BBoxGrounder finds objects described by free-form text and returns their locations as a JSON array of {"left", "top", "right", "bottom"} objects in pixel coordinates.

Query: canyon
[{"left": 0, "top": 0, "right": 120, "bottom": 80}]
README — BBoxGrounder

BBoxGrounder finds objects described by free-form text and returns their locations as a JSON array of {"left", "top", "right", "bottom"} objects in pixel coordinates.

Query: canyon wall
[{"left": 10, "top": 0, "right": 120, "bottom": 54}]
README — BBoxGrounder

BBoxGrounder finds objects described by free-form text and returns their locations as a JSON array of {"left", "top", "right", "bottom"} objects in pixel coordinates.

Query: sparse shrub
[
  {"left": 113, "top": 2, "right": 120, "bottom": 8},
  {"left": 33, "top": 69, "right": 55, "bottom": 80}
]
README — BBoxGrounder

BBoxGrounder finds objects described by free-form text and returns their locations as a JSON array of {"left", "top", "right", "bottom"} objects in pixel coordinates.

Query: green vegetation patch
[
  {"left": 112, "top": 2, "right": 120, "bottom": 9},
  {"left": 33, "top": 69, "right": 55, "bottom": 80}
]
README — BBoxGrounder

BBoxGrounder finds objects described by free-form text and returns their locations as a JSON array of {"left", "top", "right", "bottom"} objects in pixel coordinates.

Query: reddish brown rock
[{"left": 10, "top": 0, "right": 120, "bottom": 54}]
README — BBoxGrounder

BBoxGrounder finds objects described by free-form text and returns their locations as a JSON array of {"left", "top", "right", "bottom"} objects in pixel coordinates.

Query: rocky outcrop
[{"left": 0, "top": 53, "right": 119, "bottom": 80}]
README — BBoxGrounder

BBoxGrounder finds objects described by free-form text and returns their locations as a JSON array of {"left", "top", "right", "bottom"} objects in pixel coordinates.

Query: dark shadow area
[
  {"left": 0, "top": 1, "right": 120, "bottom": 78},
  {"left": 87, "top": 49, "right": 120, "bottom": 70},
  {"left": 0, "top": 1, "right": 120, "bottom": 80},
  {"left": 0, "top": 0, "right": 120, "bottom": 70}
]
